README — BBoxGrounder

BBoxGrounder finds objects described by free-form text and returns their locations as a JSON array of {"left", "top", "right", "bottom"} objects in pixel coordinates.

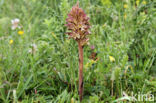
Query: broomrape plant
[{"left": 65, "top": 2, "right": 91, "bottom": 102}]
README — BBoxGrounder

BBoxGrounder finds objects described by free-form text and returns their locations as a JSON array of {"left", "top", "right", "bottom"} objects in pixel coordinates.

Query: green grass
[{"left": 0, "top": 0, "right": 156, "bottom": 102}]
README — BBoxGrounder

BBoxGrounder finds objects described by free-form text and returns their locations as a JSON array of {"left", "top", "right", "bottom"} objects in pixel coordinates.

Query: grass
[{"left": 0, "top": 0, "right": 156, "bottom": 102}]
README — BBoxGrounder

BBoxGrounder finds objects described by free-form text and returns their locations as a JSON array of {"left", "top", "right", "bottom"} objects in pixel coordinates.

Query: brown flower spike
[
  {"left": 65, "top": 2, "right": 91, "bottom": 102},
  {"left": 65, "top": 2, "right": 90, "bottom": 46}
]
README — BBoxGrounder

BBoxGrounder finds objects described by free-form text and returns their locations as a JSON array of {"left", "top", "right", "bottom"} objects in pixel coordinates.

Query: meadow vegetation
[{"left": 0, "top": 0, "right": 156, "bottom": 102}]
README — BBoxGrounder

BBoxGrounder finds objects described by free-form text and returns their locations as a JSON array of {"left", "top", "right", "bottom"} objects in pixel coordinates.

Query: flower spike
[
  {"left": 65, "top": 2, "right": 91, "bottom": 102},
  {"left": 65, "top": 2, "right": 90, "bottom": 46}
]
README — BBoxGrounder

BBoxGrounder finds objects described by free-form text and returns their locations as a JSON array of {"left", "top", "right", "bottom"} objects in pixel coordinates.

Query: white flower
[{"left": 11, "top": 18, "right": 21, "bottom": 30}]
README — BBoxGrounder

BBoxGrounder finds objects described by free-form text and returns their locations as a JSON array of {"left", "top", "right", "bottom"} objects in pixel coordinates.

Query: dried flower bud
[{"left": 65, "top": 2, "right": 90, "bottom": 46}]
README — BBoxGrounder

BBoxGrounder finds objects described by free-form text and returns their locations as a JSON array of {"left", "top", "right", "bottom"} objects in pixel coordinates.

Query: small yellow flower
[
  {"left": 85, "top": 59, "right": 96, "bottom": 69},
  {"left": 9, "top": 40, "right": 13, "bottom": 44},
  {"left": 124, "top": 4, "right": 128, "bottom": 9},
  {"left": 124, "top": 14, "right": 127, "bottom": 19},
  {"left": 109, "top": 56, "right": 115, "bottom": 62},
  {"left": 18, "top": 30, "right": 24, "bottom": 35},
  {"left": 142, "top": 1, "right": 146, "bottom": 5},
  {"left": 91, "top": 59, "right": 96, "bottom": 64},
  {"left": 136, "top": 0, "right": 140, "bottom": 6}
]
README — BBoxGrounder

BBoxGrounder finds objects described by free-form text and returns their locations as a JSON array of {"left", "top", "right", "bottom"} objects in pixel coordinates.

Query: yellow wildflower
[
  {"left": 124, "top": 4, "right": 128, "bottom": 9},
  {"left": 91, "top": 59, "right": 96, "bottom": 64},
  {"left": 18, "top": 30, "right": 24, "bottom": 35},
  {"left": 142, "top": 1, "right": 146, "bottom": 5},
  {"left": 9, "top": 40, "right": 13, "bottom": 44},
  {"left": 136, "top": 0, "right": 140, "bottom": 6},
  {"left": 85, "top": 59, "right": 97, "bottom": 69},
  {"left": 109, "top": 56, "right": 115, "bottom": 62}
]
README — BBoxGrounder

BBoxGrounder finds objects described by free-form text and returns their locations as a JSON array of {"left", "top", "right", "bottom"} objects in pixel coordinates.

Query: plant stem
[{"left": 78, "top": 41, "right": 83, "bottom": 102}]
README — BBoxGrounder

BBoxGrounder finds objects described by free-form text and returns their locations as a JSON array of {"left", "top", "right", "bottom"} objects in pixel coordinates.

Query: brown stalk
[{"left": 78, "top": 41, "right": 83, "bottom": 101}]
